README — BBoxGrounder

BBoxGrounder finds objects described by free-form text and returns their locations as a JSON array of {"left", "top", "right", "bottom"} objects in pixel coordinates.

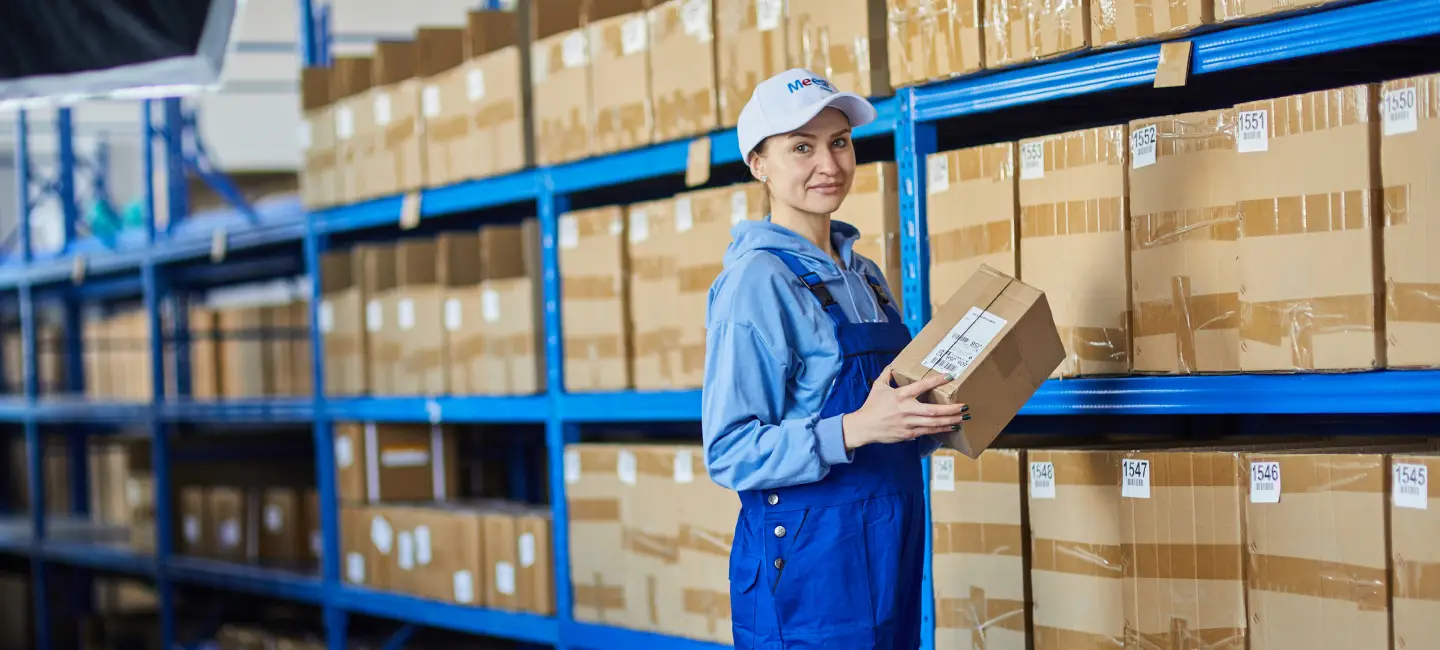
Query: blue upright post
[
  {"left": 144, "top": 94, "right": 178, "bottom": 649},
  {"left": 17, "top": 110, "right": 34, "bottom": 262},
  {"left": 56, "top": 108, "right": 80, "bottom": 250},
  {"left": 18, "top": 105, "right": 51, "bottom": 650},
  {"left": 142, "top": 101, "right": 159, "bottom": 244},
  {"left": 538, "top": 172, "right": 577, "bottom": 649},
  {"left": 162, "top": 99, "right": 188, "bottom": 233}
]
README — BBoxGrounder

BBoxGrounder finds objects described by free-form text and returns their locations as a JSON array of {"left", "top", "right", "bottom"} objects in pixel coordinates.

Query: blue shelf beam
[{"left": 333, "top": 589, "right": 560, "bottom": 644}]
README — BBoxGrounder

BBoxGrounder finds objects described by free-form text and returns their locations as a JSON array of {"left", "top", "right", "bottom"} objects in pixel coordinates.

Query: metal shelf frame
[{"left": 3, "top": 0, "right": 1440, "bottom": 648}]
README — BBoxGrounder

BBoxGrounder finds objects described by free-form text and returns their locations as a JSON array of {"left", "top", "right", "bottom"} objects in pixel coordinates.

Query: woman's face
[{"left": 749, "top": 107, "right": 856, "bottom": 216}]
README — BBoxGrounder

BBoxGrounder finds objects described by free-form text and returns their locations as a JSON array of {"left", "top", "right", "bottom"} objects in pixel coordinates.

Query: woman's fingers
[
  {"left": 905, "top": 414, "right": 969, "bottom": 429},
  {"left": 872, "top": 366, "right": 896, "bottom": 390},
  {"left": 894, "top": 372, "right": 951, "bottom": 400},
  {"left": 903, "top": 401, "right": 968, "bottom": 417},
  {"left": 910, "top": 425, "right": 963, "bottom": 437}
]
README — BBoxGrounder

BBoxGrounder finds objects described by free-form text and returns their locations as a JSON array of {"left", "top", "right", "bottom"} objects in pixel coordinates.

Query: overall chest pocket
[{"left": 764, "top": 503, "right": 877, "bottom": 643}]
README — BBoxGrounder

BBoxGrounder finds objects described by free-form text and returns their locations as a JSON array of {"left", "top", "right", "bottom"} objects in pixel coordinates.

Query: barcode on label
[
  {"left": 921, "top": 307, "right": 1008, "bottom": 377},
  {"left": 931, "top": 456, "right": 956, "bottom": 492},
  {"left": 927, "top": 155, "right": 949, "bottom": 194}
]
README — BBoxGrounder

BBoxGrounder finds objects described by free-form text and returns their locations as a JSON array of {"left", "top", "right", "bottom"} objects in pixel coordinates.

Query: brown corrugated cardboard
[
  {"left": 424, "top": 11, "right": 532, "bottom": 185},
  {"left": 629, "top": 198, "right": 682, "bottom": 390},
  {"left": 567, "top": 444, "right": 629, "bottom": 623},
  {"left": 1119, "top": 450, "right": 1247, "bottom": 650},
  {"left": 590, "top": 5, "right": 655, "bottom": 155},
  {"left": 649, "top": 0, "right": 720, "bottom": 141},
  {"left": 1019, "top": 124, "right": 1132, "bottom": 377},
  {"left": 484, "top": 509, "right": 523, "bottom": 610},
  {"left": 1380, "top": 73, "right": 1440, "bottom": 369},
  {"left": 1390, "top": 453, "right": 1438, "bottom": 650},
  {"left": 1215, "top": 0, "right": 1340, "bottom": 22},
  {"left": 1027, "top": 449, "right": 1125, "bottom": 650},
  {"left": 1234, "top": 85, "right": 1384, "bottom": 372},
  {"left": 446, "top": 231, "right": 492, "bottom": 396},
  {"left": 341, "top": 505, "right": 372, "bottom": 587},
  {"left": 930, "top": 449, "right": 1029, "bottom": 650},
  {"left": 299, "top": 67, "right": 340, "bottom": 209},
  {"left": 674, "top": 183, "right": 765, "bottom": 388},
  {"left": 320, "top": 249, "right": 369, "bottom": 397},
  {"left": 926, "top": 143, "right": 1019, "bottom": 313},
  {"left": 334, "top": 423, "right": 459, "bottom": 504},
  {"left": 986, "top": 0, "right": 1089, "bottom": 68},
  {"left": 892, "top": 265, "right": 1065, "bottom": 457},
  {"left": 532, "top": 0, "right": 592, "bottom": 164},
  {"left": 364, "top": 41, "right": 427, "bottom": 198},
  {"left": 716, "top": 0, "right": 788, "bottom": 127},
  {"left": 560, "top": 206, "right": 632, "bottom": 392},
  {"left": 305, "top": 489, "right": 321, "bottom": 564},
  {"left": 260, "top": 487, "right": 306, "bottom": 566},
  {"left": 622, "top": 446, "right": 687, "bottom": 633},
  {"left": 451, "top": 220, "right": 545, "bottom": 395},
  {"left": 218, "top": 307, "right": 269, "bottom": 398},
  {"left": 1129, "top": 110, "right": 1242, "bottom": 374},
  {"left": 383, "top": 506, "right": 432, "bottom": 599},
  {"left": 208, "top": 486, "right": 259, "bottom": 564},
  {"left": 185, "top": 307, "right": 222, "bottom": 399},
  {"left": 331, "top": 56, "right": 375, "bottom": 204},
  {"left": 425, "top": 505, "right": 487, "bottom": 606},
  {"left": 673, "top": 446, "right": 737, "bottom": 644},
  {"left": 387, "top": 242, "right": 445, "bottom": 396},
  {"left": 359, "top": 244, "right": 400, "bottom": 395},
  {"left": 834, "top": 162, "right": 902, "bottom": 302},
  {"left": 517, "top": 508, "right": 556, "bottom": 615},
  {"left": 362, "top": 506, "right": 396, "bottom": 590},
  {"left": 180, "top": 486, "right": 209, "bottom": 557},
  {"left": 1092, "top": 0, "right": 1209, "bottom": 47},
  {"left": 787, "top": 0, "right": 889, "bottom": 97},
  {"left": 1243, "top": 451, "right": 1391, "bottom": 650},
  {"left": 886, "top": 0, "right": 983, "bottom": 87}
]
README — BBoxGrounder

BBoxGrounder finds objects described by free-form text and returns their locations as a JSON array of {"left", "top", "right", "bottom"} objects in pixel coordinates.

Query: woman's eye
[
  {"left": 794, "top": 143, "right": 812, "bottom": 154},
  {"left": 832, "top": 138, "right": 850, "bottom": 148}
]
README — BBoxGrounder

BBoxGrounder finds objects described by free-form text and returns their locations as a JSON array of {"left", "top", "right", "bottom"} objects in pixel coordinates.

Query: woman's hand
[{"left": 840, "top": 368, "right": 969, "bottom": 450}]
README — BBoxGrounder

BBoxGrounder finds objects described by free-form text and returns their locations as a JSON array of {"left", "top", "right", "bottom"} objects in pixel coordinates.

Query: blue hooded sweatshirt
[{"left": 702, "top": 217, "right": 942, "bottom": 493}]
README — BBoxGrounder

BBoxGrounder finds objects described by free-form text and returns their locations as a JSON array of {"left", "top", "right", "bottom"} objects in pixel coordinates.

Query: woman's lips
[{"left": 809, "top": 182, "right": 843, "bottom": 195}]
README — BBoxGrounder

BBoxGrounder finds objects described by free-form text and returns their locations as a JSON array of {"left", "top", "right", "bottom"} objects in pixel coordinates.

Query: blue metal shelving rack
[{"left": 2, "top": 0, "right": 1440, "bottom": 648}]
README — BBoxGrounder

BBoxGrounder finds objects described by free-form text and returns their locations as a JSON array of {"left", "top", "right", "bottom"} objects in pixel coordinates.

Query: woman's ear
[{"left": 746, "top": 148, "right": 767, "bottom": 184}]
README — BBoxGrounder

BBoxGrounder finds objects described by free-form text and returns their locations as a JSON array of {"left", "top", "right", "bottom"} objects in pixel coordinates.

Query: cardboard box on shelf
[
  {"left": 892, "top": 265, "right": 1063, "bottom": 457},
  {"left": 986, "top": 0, "right": 1089, "bottom": 68},
  {"left": 590, "top": 3, "right": 655, "bottom": 155},
  {"left": 1234, "top": 85, "right": 1384, "bottom": 372},
  {"left": 621, "top": 445, "right": 690, "bottom": 633},
  {"left": 1027, "top": 449, "right": 1125, "bottom": 650},
  {"left": 672, "top": 447, "right": 736, "bottom": 644},
  {"left": 360, "top": 244, "right": 401, "bottom": 395},
  {"left": 886, "top": 0, "right": 983, "bottom": 87},
  {"left": 333, "top": 423, "right": 460, "bottom": 504},
  {"left": 357, "top": 505, "right": 396, "bottom": 590},
  {"left": 532, "top": 0, "right": 592, "bottom": 164},
  {"left": 217, "top": 307, "right": 269, "bottom": 399},
  {"left": 716, "top": 0, "right": 788, "bottom": 127},
  {"left": 1380, "top": 73, "right": 1440, "bottom": 369},
  {"left": 1215, "top": 0, "right": 1340, "bottom": 22},
  {"left": 628, "top": 197, "right": 682, "bottom": 390},
  {"left": 926, "top": 144, "right": 1019, "bottom": 313},
  {"left": 262, "top": 302, "right": 307, "bottom": 397},
  {"left": 424, "top": 11, "right": 533, "bottom": 185},
  {"left": 259, "top": 487, "right": 307, "bottom": 566},
  {"left": 1390, "top": 453, "right": 1439, "bottom": 650},
  {"left": 423, "top": 505, "right": 488, "bottom": 606},
  {"left": 516, "top": 507, "right": 555, "bottom": 615},
  {"left": 566, "top": 444, "right": 630, "bottom": 624},
  {"left": 1019, "top": 124, "right": 1132, "bottom": 377},
  {"left": 320, "top": 249, "right": 369, "bottom": 397},
  {"left": 299, "top": 67, "right": 340, "bottom": 209},
  {"left": 330, "top": 56, "right": 375, "bottom": 205},
  {"left": 483, "top": 508, "right": 524, "bottom": 611},
  {"left": 787, "top": 0, "right": 889, "bottom": 97},
  {"left": 1128, "top": 110, "right": 1242, "bottom": 374},
  {"left": 836, "top": 162, "right": 902, "bottom": 302},
  {"left": 447, "top": 229, "right": 496, "bottom": 396},
  {"left": 305, "top": 489, "right": 321, "bottom": 564},
  {"left": 188, "top": 307, "right": 222, "bottom": 399},
  {"left": 1092, "top": 0, "right": 1210, "bottom": 47},
  {"left": 396, "top": 235, "right": 477, "bottom": 396},
  {"left": 179, "top": 486, "right": 209, "bottom": 557},
  {"left": 208, "top": 486, "right": 259, "bottom": 564},
  {"left": 930, "top": 449, "right": 1028, "bottom": 650},
  {"left": 340, "top": 504, "right": 374, "bottom": 588},
  {"left": 649, "top": 0, "right": 720, "bottom": 142},
  {"left": 364, "top": 40, "right": 427, "bottom": 198},
  {"left": 560, "top": 206, "right": 632, "bottom": 392},
  {"left": 673, "top": 183, "right": 765, "bottom": 387}
]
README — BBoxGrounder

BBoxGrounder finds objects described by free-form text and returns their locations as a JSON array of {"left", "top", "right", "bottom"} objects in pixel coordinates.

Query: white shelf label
[
  {"left": 756, "top": 0, "right": 782, "bottom": 31},
  {"left": 564, "top": 450, "right": 581, "bottom": 484},
  {"left": 519, "top": 533, "right": 537, "bottom": 568},
  {"left": 183, "top": 516, "right": 201, "bottom": 544},
  {"left": 318, "top": 301, "right": 335, "bottom": 334},
  {"left": 932, "top": 455, "right": 956, "bottom": 492},
  {"left": 1030, "top": 462, "right": 1056, "bottom": 500},
  {"left": 1131, "top": 124, "right": 1158, "bottom": 168},
  {"left": 365, "top": 300, "right": 383, "bottom": 332},
  {"left": 335, "top": 435, "right": 355, "bottom": 469},
  {"left": 928, "top": 155, "right": 950, "bottom": 194},
  {"left": 126, "top": 479, "right": 144, "bottom": 506},
  {"left": 397, "top": 530, "right": 416, "bottom": 571},
  {"left": 374, "top": 92, "right": 393, "bottom": 127},
  {"left": 381, "top": 448, "right": 430, "bottom": 468},
  {"left": 482, "top": 289, "right": 502, "bottom": 323},
  {"left": 622, "top": 17, "right": 648, "bottom": 55},
  {"left": 1122, "top": 459, "right": 1151, "bottom": 499},
  {"left": 675, "top": 197, "right": 694, "bottom": 233},
  {"left": 346, "top": 552, "right": 366, "bottom": 584},
  {"left": 415, "top": 525, "right": 432, "bottom": 565},
  {"left": 1237, "top": 109, "right": 1269, "bottom": 153},
  {"left": 453, "top": 570, "right": 475, "bottom": 603},
  {"left": 422, "top": 85, "right": 442, "bottom": 117},
  {"left": 219, "top": 519, "right": 241, "bottom": 550},
  {"left": 629, "top": 210, "right": 650, "bottom": 243},
  {"left": 1020, "top": 142, "right": 1044, "bottom": 180},
  {"left": 310, "top": 531, "right": 322, "bottom": 557},
  {"left": 559, "top": 216, "right": 580, "bottom": 249},
  {"left": 1250, "top": 461, "right": 1282, "bottom": 503},
  {"left": 264, "top": 504, "right": 285, "bottom": 532},
  {"left": 674, "top": 450, "right": 695, "bottom": 484},
  {"left": 921, "top": 307, "right": 1008, "bottom": 377},
  {"left": 1394, "top": 462, "right": 1428, "bottom": 510},
  {"left": 467, "top": 68, "right": 487, "bottom": 102},
  {"left": 444, "top": 298, "right": 463, "bottom": 332},
  {"left": 618, "top": 449, "right": 638, "bottom": 486},
  {"left": 495, "top": 561, "right": 516, "bottom": 595},
  {"left": 397, "top": 298, "right": 416, "bottom": 332},
  {"left": 1383, "top": 87, "right": 1419, "bottom": 136},
  {"left": 731, "top": 190, "right": 749, "bottom": 225}
]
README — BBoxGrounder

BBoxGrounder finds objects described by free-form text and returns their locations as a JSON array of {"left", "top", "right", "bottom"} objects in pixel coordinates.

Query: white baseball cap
[{"left": 736, "top": 68, "right": 877, "bottom": 161}]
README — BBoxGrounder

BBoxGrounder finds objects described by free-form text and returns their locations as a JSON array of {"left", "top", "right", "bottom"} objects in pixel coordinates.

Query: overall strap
[
  {"left": 864, "top": 275, "right": 904, "bottom": 324},
  {"left": 769, "top": 250, "right": 848, "bottom": 323}
]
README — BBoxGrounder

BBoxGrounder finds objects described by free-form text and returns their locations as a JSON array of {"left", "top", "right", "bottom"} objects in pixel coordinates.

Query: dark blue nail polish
[
  {"left": 951, "top": 424, "right": 961, "bottom": 431},
  {"left": 962, "top": 414, "right": 972, "bottom": 421},
  {"left": 961, "top": 404, "right": 969, "bottom": 413}
]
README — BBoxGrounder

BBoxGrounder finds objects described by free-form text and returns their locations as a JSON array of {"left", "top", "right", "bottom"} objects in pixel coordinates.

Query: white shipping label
[
  {"left": 731, "top": 190, "right": 749, "bottom": 224},
  {"left": 398, "top": 298, "right": 416, "bottom": 332},
  {"left": 519, "top": 533, "right": 537, "bottom": 568},
  {"left": 183, "top": 516, "right": 200, "bottom": 543},
  {"left": 219, "top": 519, "right": 240, "bottom": 549},
  {"left": 264, "top": 504, "right": 285, "bottom": 532},
  {"left": 1019, "top": 141, "right": 1044, "bottom": 180},
  {"left": 453, "top": 570, "right": 475, "bottom": 603},
  {"left": 444, "top": 298, "right": 463, "bottom": 332},
  {"left": 756, "top": 0, "right": 782, "bottom": 31},
  {"left": 482, "top": 289, "right": 502, "bottom": 323},
  {"left": 310, "top": 531, "right": 322, "bottom": 557},
  {"left": 622, "top": 17, "right": 648, "bottom": 55},
  {"left": 126, "top": 479, "right": 143, "bottom": 506},
  {"left": 931, "top": 455, "right": 956, "bottom": 492},
  {"left": 371, "top": 517, "right": 394, "bottom": 554},
  {"left": 1030, "top": 462, "right": 1056, "bottom": 499},
  {"left": 318, "top": 301, "right": 335, "bottom": 334},
  {"left": 674, "top": 450, "right": 695, "bottom": 484},
  {"left": 346, "top": 552, "right": 366, "bottom": 584},
  {"left": 609, "top": 218, "right": 623, "bottom": 237},
  {"left": 564, "top": 449, "right": 581, "bottom": 484},
  {"left": 1394, "top": 462, "right": 1429, "bottom": 510},
  {"left": 422, "top": 85, "right": 442, "bottom": 117},
  {"left": 365, "top": 300, "right": 383, "bottom": 332},
  {"left": 335, "top": 435, "right": 355, "bottom": 469},
  {"left": 381, "top": 448, "right": 430, "bottom": 467},
  {"left": 681, "top": 0, "right": 712, "bottom": 40},
  {"left": 675, "top": 197, "right": 694, "bottom": 232},
  {"left": 495, "top": 561, "right": 517, "bottom": 595},
  {"left": 618, "top": 449, "right": 638, "bottom": 486},
  {"left": 1250, "top": 461, "right": 1282, "bottom": 503},
  {"left": 629, "top": 210, "right": 650, "bottom": 243},
  {"left": 298, "top": 122, "right": 313, "bottom": 151},
  {"left": 559, "top": 216, "right": 580, "bottom": 249},
  {"left": 562, "top": 32, "right": 588, "bottom": 68},
  {"left": 415, "top": 525, "right": 432, "bottom": 565},
  {"left": 920, "top": 307, "right": 1009, "bottom": 377},
  {"left": 1236, "top": 109, "right": 1269, "bottom": 153},
  {"left": 467, "top": 68, "right": 487, "bottom": 102},
  {"left": 1130, "top": 124, "right": 1158, "bottom": 168},
  {"left": 927, "top": 155, "right": 950, "bottom": 194},
  {"left": 336, "top": 106, "right": 354, "bottom": 140},
  {"left": 397, "top": 531, "right": 416, "bottom": 571},
  {"left": 1383, "top": 87, "right": 1419, "bottom": 136},
  {"left": 374, "top": 93, "right": 392, "bottom": 126},
  {"left": 1121, "top": 459, "right": 1151, "bottom": 499}
]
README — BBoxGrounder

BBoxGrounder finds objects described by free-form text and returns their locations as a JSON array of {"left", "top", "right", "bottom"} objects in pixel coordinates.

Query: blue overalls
[{"left": 728, "top": 249, "right": 926, "bottom": 650}]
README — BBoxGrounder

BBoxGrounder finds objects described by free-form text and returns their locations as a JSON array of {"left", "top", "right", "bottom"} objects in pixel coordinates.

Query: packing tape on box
[
  {"left": 792, "top": 17, "right": 869, "bottom": 83},
  {"left": 1021, "top": 198, "right": 1125, "bottom": 238},
  {"left": 681, "top": 588, "right": 732, "bottom": 635},
  {"left": 562, "top": 275, "right": 624, "bottom": 300},
  {"left": 622, "top": 527, "right": 681, "bottom": 563},
  {"left": 679, "top": 524, "right": 733, "bottom": 557},
  {"left": 932, "top": 522, "right": 1024, "bottom": 556},
  {"left": 633, "top": 328, "right": 683, "bottom": 359},
  {"left": 935, "top": 588, "right": 1025, "bottom": 636},
  {"left": 1132, "top": 282, "right": 1239, "bottom": 374},
  {"left": 1123, "top": 623, "right": 1245, "bottom": 650},
  {"left": 1132, "top": 208, "right": 1241, "bottom": 248},
  {"left": 655, "top": 88, "right": 716, "bottom": 140},
  {"left": 1239, "top": 454, "right": 1386, "bottom": 493},
  {"left": 1033, "top": 625, "right": 1122, "bottom": 650},
  {"left": 574, "top": 573, "right": 626, "bottom": 611},
  {"left": 1091, "top": 0, "right": 1200, "bottom": 48},
  {"left": 929, "top": 144, "right": 1014, "bottom": 196},
  {"left": 1121, "top": 542, "right": 1244, "bottom": 580},
  {"left": 563, "top": 334, "right": 627, "bottom": 360},
  {"left": 1238, "top": 191, "right": 1377, "bottom": 238},
  {"left": 1239, "top": 294, "right": 1375, "bottom": 371},
  {"left": 888, "top": 0, "right": 983, "bottom": 86},
  {"left": 1031, "top": 537, "right": 1124, "bottom": 577},
  {"left": 1057, "top": 322, "right": 1129, "bottom": 366},
  {"left": 631, "top": 255, "right": 676, "bottom": 282},
  {"left": 1019, "top": 126, "right": 1126, "bottom": 178},
  {"left": 929, "top": 219, "right": 1015, "bottom": 265},
  {"left": 569, "top": 497, "right": 621, "bottom": 521},
  {"left": 1393, "top": 558, "right": 1440, "bottom": 602},
  {"left": 1248, "top": 553, "right": 1387, "bottom": 611},
  {"left": 594, "top": 101, "right": 651, "bottom": 149},
  {"left": 1235, "top": 85, "right": 1373, "bottom": 136},
  {"left": 1388, "top": 280, "right": 1440, "bottom": 325}
]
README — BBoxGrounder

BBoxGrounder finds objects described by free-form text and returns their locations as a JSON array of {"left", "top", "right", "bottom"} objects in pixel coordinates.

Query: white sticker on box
[
  {"left": 931, "top": 455, "right": 956, "bottom": 492},
  {"left": 675, "top": 197, "right": 694, "bottom": 232},
  {"left": 562, "top": 32, "right": 588, "bottom": 68},
  {"left": 1131, "top": 124, "right": 1158, "bottom": 168},
  {"left": 422, "top": 85, "right": 442, "bottom": 117},
  {"left": 381, "top": 448, "right": 430, "bottom": 467},
  {"left": 398, "top": 298, "right": 416, "bottom": 332},
  {"left": 519, "top": 532, "right": 537, "bottom": 568},
  {"left": 219, "top": 519, "right": 240, "bottom": 549},
  {"left": 126, "top": 479, "right": 143, "bottom": 506},
  {"left": 454, "top": 570, "right": 475, "bottom": 603},
  {"left": 347, "top": 552, "right": 366, "bottom": 584},
  {"left": 495, "top": 561, "right": 516, "bottom": 595},
  {"left": 397, "top": 530, "right": 416, "bottom": 571},
  {"left": 310, "top": 530, "right": 322, "bottom": 557},
  {"left": 731, "top": 190, "right": 749, "bottom": 225},
  {"left": 674, "top": 450, "right": 695, "bottom": 484},
  {"left": 365, "top": 300, "right": 383, "bottom": 332},
  {"left": 927, "top": 155, "right": 949, "bottom": 194},
  {"left": 1383, "top": 87, "right": 1419, "bottom": 136},
  {"left": 629, "top": 210, "right": 650, "bottom": 243},
  {"left": 335, "top": 435, "right": 355, "bottom": 469},
  {"left": 1236, "top": 110, "right": 1269, "bottom": 153},
  {"left": 1030, "top": 462, "right": 1056, "bottom": 499},
  {"left": 336, "top": 106, "right": 354, "bottom": 140},
  {"left": 415, "top": 525, "right": 432, "bottom": 565},
  {"left": 920, "top": 307, "right": 1008, "bottom": 377},
  {"left": 1394, "top": 462, "right": 1428, "bottom": 510},
  {"left": 374, "top": 92, "right": 392, "bottom": 127},
  {"left": 299, "top": 122, "right": 313, "bottom": 151},
  {"left": 467, "top": 68, "right": 487, "bottom": 102},
  {"left": 564, "top": 449, "right": 581, "bottom": 484},
  {"left": 318, "top": 301, "right": 335, "bottom": 334},
  {"left": 609, "top": 218, "right": 623, "bottom": 237},
  {"left": 183, "top": 516, "right": 200, "bottom": 544},
  {"left": 444, "top": 298, "right": 463, "bottom": 332},
  {"left": 1121, "top": 459, "right": 1151, "bottom": 499},
  {"left": 371, "top": 517, "right": 394, "bottom": 554},
  {"left": 264, "top": 504, "right": 285, "bottom": 532},
  {"left": 482, "top": 288, "right": 502, "bottom": 323},
  {"left": 681, "top": 0, "right": 712, "bottom": 41},
  {"left": 1019, "top": 141, "right": 1044, "bottom": 180},
  {"left": 559, "top": 216, "right": 580, "bottom": 249},
  {"left": 622, "top": 17, "right": 648, "bottom": 55},
  {"left": 756, "top": 0, "right": 782, "bottom": 31},
  {"left": 1250, "top": 461, "right": 1281, "bottom": 503},
  {"left": 618, "top": 449, "right": 638, "bottom": 486}
]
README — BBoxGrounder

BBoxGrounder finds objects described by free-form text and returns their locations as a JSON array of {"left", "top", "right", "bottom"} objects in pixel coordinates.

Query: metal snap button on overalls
[
  {"left": 767, "top": 493, "right": 779, "bottom": 506},
  {"left": 773, "top": 558, "right": 785, "bottom": 570},
  {"left": 773, "top": 525, "right": 786, "bottom": 538}
]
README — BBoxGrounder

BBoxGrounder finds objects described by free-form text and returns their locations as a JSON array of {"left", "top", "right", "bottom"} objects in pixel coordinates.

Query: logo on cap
[{"left": 786, "top": 77, "right": 834, "bottom": 94}]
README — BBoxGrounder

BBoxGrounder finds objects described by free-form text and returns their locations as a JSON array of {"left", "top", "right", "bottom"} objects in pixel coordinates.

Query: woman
[{"left": 701, "top": 69, "right": 970, "bottom": 649}]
